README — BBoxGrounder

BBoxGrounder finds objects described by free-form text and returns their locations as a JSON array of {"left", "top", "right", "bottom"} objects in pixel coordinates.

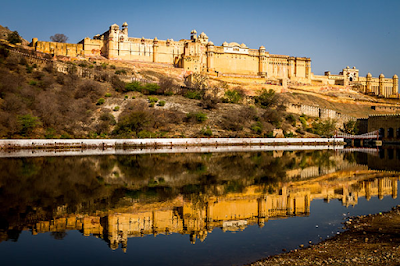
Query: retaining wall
[{"left": 0, "top": 138, "right": 344, "bottom": 150}]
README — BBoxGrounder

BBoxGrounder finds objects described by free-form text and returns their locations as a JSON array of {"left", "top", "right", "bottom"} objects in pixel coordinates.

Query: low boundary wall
[
  {"left": 0, "top": 144, "right": 344, "bottom": 158},
  {"left": 0, "top": 138, "right": 344, "bottom": 150}
]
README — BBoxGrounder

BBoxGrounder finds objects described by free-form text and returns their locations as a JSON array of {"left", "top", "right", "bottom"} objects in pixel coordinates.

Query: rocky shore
[{"left": 247, "top": 205, "right": 400, "bottom": 266}]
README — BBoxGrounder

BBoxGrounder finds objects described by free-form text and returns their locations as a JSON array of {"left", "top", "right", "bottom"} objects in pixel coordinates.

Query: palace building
[
  {"left": 31, "top": 22, "right": 311, "bottom": 82},
  {"left": 30, "top": 22, "right": 398, "bottom": 97}
]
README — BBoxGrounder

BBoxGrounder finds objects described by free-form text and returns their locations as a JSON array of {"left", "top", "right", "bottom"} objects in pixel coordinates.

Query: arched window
[
  {"left": 388, "top": 149, "right": 394, "bottom": 160},
  {"left": 388, "top": 128, "right": 394, "bottom": 138},
  {"left": 379, "top": 148, "right": 385, "bottom": 159},
  {"left": 379, "top": 128, "right": 385, "bottom": 138}
]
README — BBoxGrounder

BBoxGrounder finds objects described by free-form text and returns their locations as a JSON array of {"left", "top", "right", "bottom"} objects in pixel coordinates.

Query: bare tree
[{"left": 50, "top": 33, "right": 68, "bottom": 43}]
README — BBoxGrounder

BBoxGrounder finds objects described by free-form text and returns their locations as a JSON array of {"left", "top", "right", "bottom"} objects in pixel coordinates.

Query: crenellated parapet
[
  {"left": 30, "top": 22, "right": 311, "bottom": 81},
  {"left": 320, "top": 66, "right": 398, "bottom": 98}
]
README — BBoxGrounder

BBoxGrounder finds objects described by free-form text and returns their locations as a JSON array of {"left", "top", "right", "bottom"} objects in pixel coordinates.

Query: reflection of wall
[
  {"left": 367, "top": 149, "right": 400, "bottom": 171},
  {"left": 30, "top": 174, "right": 398, "bottom": 250}
]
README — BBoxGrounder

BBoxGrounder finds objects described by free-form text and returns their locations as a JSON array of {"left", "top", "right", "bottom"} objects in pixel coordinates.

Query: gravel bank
[{"left": 247, "top": 205, "right": 400, "bottom": 266}]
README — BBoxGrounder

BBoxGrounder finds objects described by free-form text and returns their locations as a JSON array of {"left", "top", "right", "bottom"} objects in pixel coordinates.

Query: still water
[{"left": 0, "top": 148, "right": 399, "bottom": 265}]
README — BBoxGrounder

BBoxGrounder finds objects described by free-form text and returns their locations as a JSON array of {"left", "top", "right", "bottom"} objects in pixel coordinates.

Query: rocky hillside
[
  {"left": 2, "top": 38, "right": 397, "bottom": 139},
  {"left": 0, "top": 25, "right": 29, "bottom": 45}
]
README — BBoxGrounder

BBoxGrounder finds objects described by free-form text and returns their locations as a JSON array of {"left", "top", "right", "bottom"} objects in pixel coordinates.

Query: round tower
[
  {"left": 379, "top": 73, "right": 384, "bottom": 96},
  {"left": 152, "top": 37, "right": 159, "bottom": 63},
  {"left": 258, "top": 46, "right": 266, "bottom": 77},
  {"left": 393, "top": 74, "right": 398, "bottom": 95},
  {"left": 366, "top": 73, "right": 372, "bottom": 94},
  {"left": 206, "top": 41, "right": 214, "bottom": 72},
  {"left": 31, "top": 38, "right": 38, "bottom": 48}
]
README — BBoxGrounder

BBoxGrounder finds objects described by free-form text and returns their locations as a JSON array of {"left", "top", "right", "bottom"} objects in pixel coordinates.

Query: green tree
[
  {"left": 254, "top": 89, "right": 277, "bottom": 108},
  {"left": 344, "top": 120, "right": 358, "bottom": 135},
  {"left": 18, "top": 114, "right": 41, "bottom": 136},
  {"left": 7, "top": 31, "right": 22, "bottom": 44},
  {"left": 114, "top": 111, "right": 153, "bottom": 136},
  {"left": 223, "top": 88, "right": 244, "bottom": 103}
]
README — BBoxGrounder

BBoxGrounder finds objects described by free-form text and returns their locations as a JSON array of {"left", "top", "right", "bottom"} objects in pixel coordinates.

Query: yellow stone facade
[
  {"left": 31, "top": 22, "right": 311, "bottom": 81},
  {"left": 320, "top": 66, "right": 398, "bottom": 97},
  {"left": 29, "top": 172, "right": 398, "bottom": 249}
]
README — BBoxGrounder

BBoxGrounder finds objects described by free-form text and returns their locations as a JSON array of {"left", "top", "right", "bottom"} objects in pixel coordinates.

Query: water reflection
[{"left": 0, "top": 149, "right": 399, "bottom": 262}]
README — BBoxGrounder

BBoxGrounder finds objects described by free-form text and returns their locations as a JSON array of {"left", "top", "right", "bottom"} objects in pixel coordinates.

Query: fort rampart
[{"left": 284, "top": 103, "right": 355, "bottom": 123}]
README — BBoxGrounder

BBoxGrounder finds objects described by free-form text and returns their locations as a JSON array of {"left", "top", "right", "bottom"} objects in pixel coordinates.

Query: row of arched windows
[{"left": 378, "top": 128, "right": 400, "bottom": 138}]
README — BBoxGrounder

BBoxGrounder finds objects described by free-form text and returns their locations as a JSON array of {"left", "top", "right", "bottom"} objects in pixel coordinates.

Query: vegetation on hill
[{"left": 0, "top": 44, "right": 339, "bottom": 139}]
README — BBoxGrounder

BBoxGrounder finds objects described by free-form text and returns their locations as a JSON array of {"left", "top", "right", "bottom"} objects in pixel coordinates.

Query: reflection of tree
[
  {"left": 311, "top": 150, "right": 337, "bottom": 169},
  {"left": 51, "top": 231, "right": 67, "bottom": 240},
  {"left": 0, "top": 150, "right": 352, "bottom": 238}
]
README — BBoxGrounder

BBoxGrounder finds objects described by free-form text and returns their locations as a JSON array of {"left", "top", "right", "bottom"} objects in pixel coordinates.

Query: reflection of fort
[{"left": 31, "top": 171, "right": 398, "bottom": 250}]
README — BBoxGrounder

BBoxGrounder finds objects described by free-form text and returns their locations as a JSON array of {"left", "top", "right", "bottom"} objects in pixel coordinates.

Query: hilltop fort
[{"left": 31, "top": 22, "right": 398, "bottom": 98}]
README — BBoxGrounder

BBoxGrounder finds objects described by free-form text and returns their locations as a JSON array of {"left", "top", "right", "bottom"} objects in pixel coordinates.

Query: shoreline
[
  {"left": 0, "top": 137, "right": 345, "bottom": 150},
  {"left": 0, "top": 144, "right": 344, "bottom": 158},
  {"left": 247, "top": 205, "right": 400, "bottom": 266}
]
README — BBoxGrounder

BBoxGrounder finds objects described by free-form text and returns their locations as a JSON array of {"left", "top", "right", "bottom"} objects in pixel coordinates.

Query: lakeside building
[{"left": 30, "top": 22, "right": 398, "bottom": 97}]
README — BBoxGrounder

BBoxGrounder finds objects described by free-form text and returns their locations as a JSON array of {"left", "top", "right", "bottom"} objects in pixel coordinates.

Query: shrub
[
  {"left": 254, "top": 89, "right": 277, "bottom": 108},
  {"left": 251, "top": 122, "right": 263, "bottom": 134},
  {"left": 29, "top": 80, "right": 37, "bottom": 86},
  {"left": 7, "top": 31, "right": 22, "bottom": 44},
  {"left": 344, "top": 120, "right": 358, "bottom": 135},
  {"left": 105, "top": 93, "right": 112, "bottom": 97},
  {"left": 159, "top": 76, "right": 177, "bottom": 95},
  {"left": 101, "top": 63, "right": 107, "bottom": 69},
  {"left": 17, "top": 114, "right": 41, "bottom": 136},
  {"left": 115, "top": 69, "right": 127, "bottom": 75},
  {"left": 99, "top": 112, "right": 116, "bottom": 125},
  {"left": 143, "top": 83, "right": 161, "bottom": 95},
  {"left": 111, "top": 75, "right": 125, "bottom": 92},
  {"left": 262, "top": 109, "right": 282, "bottom": 127},
  {"left": 110, "top": 65, "right": 116, "bottom": 69},
  {"left": 26, "top": 65, "right": 34, "bottom": 73},
  {"left": 201, "top": 126, "right": 213, "bottom": 136},
  {"left": 285, "top": 131, "right": 294, "bottom": 137},
  {"left": 286, "top": 114, "right": 296, "bottom": 126},
  {"left": 265, "top": 131, "right": 275, "bottom": 138},
  {"left": 124, "top": 95, "right": 128, "bottom": 99},
  {"left": 113, "top": 111, "right": 153, "bottom": 136},
  {"left": 223, "top": 87, "right": 245, "bottom": 103},
  {"left": 96, "top": 98, "right": 105, "bottom": 105},
  {"left": 113, "top": 106, "right": 120, "bottom": 111},
  {"left": 148, "top": 96, "right": 158, "bottom": 103},
  {"left": 158, "top": 100, "right": 166, "bottom": 106},
  {"left": 137, "top": 130, "right": 155, "bottom": 138},
  {"left": 125, "top": 81, "right": 142, "bottom": 92},
  {"left": 310, "top": 119, "right": 336, "bottom": 137},
  {"left": 187, "top": 112, "right": 208, "bottom": 123},
  {"left": 201, "top": 94, "right": 219, "bottom": 110},
  {"left": 184, "top": 90, "right": 202, "bottom": 100},
  {"left": 299, "top": 116, "right": 307, "bottom": 129},
  {"left": 45, "top": 128, "right": 57, "bottom": 139}
]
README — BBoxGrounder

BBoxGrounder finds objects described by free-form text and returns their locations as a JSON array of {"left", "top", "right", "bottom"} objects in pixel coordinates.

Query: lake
[{"left": 0, "top": 147, "right": 399, "bottom": 265}]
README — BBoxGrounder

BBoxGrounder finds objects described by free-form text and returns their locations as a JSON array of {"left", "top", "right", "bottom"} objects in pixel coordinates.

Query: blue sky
[{"left": 1, "top": 0, "right": 399, "bottom": 77}]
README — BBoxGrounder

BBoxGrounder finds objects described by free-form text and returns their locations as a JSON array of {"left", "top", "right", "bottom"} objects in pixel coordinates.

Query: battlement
[{"left": 31, "top": 22, "right": 312, "bottom": 81}]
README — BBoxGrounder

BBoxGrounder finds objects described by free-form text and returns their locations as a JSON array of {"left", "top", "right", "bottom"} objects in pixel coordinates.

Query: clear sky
[{"left": 1, "top": 0, "right": 399, "bottom": 77}]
